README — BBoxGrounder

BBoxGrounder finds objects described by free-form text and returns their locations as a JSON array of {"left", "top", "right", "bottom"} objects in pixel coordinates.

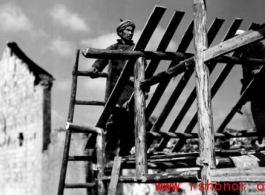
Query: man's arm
[{"left": 82, "top": 45, "right": 114, "bottom": 78}]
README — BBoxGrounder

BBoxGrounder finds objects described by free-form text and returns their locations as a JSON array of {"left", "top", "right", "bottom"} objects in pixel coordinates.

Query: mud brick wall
[{"left": 0, "top": 43, "right": 87, "bottom": 195}]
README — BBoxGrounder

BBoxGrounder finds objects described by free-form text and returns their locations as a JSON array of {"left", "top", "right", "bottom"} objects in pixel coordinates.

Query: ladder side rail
[{"left": 57, "top": 50, "right": 80, "bottom": 195}]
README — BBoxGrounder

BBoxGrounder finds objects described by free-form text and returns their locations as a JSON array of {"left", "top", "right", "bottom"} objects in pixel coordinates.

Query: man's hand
[{"left": 87, "top": 67, "right": 99, "bottom": 78}]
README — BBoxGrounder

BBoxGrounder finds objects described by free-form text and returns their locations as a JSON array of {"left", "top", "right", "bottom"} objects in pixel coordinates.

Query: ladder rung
[
  {"left": 77, "top": 71, "right": 108, "bottom": 78},
  {"left": 65, "top": 183, "right": 96, "bottom": 188},
  {"left": 68, "top": 156, "right": 96, "bottom": 162},
  {"left": 66, "top": 122, "right": 100, "bottom": 134},
  {"left": 75, "top": 100, "right": 105, "bottom": 106}
]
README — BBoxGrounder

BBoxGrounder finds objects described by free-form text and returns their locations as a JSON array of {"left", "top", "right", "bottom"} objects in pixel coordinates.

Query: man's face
[{"left": 119, "top": 26, "right": 134, "bottom": 41}]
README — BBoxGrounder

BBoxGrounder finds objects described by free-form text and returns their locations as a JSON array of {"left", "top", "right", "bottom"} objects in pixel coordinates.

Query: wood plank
[
  {"left": 85, "top": 5, "right": 166, "bottom": 148},
  {"left": 108, "top": 157, "right": 122, "bottom": 195},
  {"left": 211, "top": 168, "right": 265, "bottom": 182},
  {"left": 141, "top": 23, "right": 265, "bottom": 88},
  {"left": 146, "top": 18, "right": 224, "bottom": 149},
  {"left": 134, "top": 57, "right": 148, "bottom": 179}
]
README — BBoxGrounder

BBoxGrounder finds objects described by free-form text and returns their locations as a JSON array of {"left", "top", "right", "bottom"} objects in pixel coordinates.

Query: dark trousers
[{"left": 105, "top": 105, "right": 135, "bottom": 160}]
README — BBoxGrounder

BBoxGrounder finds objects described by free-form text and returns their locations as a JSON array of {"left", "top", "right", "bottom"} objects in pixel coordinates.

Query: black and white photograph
[{"left": 1, "top": 0, "right": 265, "bottom": 195}]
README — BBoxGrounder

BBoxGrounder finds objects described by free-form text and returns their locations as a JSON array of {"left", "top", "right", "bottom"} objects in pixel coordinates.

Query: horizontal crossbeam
[
  {"left": 82, "top": 48, "right": 265, "bottom": 65},
  {"left": 141, "top": 24, "right": 265, "bottom": 88}
]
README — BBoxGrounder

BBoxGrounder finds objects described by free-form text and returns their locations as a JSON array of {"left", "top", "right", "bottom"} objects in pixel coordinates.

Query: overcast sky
[{"left": 1, "top": 0, "right": 265, "bottom": 133}]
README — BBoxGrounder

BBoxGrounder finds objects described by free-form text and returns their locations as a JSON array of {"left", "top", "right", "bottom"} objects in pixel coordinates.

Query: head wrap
[{"left": 116, "top": 19, "right": 135, "bottom": 36}]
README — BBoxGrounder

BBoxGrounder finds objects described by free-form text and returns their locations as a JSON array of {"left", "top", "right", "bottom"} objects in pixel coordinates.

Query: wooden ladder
[{"left": 57, "top": 50, "right": 107, "bottom": 195}]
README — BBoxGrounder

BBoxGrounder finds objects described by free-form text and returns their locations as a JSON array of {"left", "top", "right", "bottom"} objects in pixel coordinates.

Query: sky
[{"left": 1, "top": 0, "right": 265, "bottom": 133}]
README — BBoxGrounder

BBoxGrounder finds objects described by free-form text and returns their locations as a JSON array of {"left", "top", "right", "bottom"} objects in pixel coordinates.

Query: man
[
  {"left": 237, "top": 30, "right": 265, "bottom": 146},
  {"left": 82, "top": 20, "right": 142, "bottom": 159}
]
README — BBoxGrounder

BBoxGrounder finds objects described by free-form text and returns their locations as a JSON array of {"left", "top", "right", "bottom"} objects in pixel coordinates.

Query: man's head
[{"left": 116, "top": 20, "right": 135, "bottom": 42}]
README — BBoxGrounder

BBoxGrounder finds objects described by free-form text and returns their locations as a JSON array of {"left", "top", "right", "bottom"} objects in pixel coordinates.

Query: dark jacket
[
  {"left": 92, "top": 39, "right": 135, "bottom": 106},
  {"left": 240, "top": 42, "right": 265, "bottom": 95}
]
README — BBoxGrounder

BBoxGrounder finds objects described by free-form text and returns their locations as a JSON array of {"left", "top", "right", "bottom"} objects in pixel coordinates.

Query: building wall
[
  {"left": 0, "top": 45, "right": 45, "bottom": 195},
  {"left": 0, "top": 43, "right": 87, "bottom": 195}
]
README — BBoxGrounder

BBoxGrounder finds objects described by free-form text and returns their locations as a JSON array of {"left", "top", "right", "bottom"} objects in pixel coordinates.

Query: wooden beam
[
  {"left": 193, "top": 1, "right": 216, "bottom": 195},
  {"left": 85, "top": 6, "right": 166, "bottom": 148},
  {"left": 141, "top": 23, "right": 265, "bottom": 88},
  {"left": 96, "top": 128, "right": 106, "bottom": 195},
  {"left": 108, "top": 157, "right": 122, "bottom": 195},
  {"left": 82, "top": 48, "right": 265, "bottom": 65},
  {"left": 134, "top": 57, "right": 148, "bottom": 179}
]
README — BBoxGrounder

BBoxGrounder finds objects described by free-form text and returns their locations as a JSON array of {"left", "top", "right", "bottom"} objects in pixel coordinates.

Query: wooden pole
[
  {"left": 96, "top": 128, "right": 106, "bottom": 195},
  {"left": 193, "top": 1, "right": 216, "bottom": 195},
  {"left": 134, "top": 57, "right": 148, "bottom": 179}
]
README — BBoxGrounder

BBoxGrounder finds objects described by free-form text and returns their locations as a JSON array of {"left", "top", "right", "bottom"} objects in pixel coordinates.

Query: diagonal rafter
[
  {"left": 147, "top": 18, "right": 225, "bottom": 149},
  {"left": 171, "top": 22, "right": 259, "bottom": 152},
  {"left": 126, "top": 10, "right": 186, "bottom": 109},
  {"left": 145, "top": 20, "right": 194, "bottom": 120}
]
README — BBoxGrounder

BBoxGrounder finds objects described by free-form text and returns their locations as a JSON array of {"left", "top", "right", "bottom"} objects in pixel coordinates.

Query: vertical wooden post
[
  {"left": 96, "top": 128, "right": 106, "bottom": 195},
  {"left": 193, "top": 0, "right": 216, "bottom": 195},
  {"left": 134, "top": 57, "right": 148, "bottom": 179}
]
